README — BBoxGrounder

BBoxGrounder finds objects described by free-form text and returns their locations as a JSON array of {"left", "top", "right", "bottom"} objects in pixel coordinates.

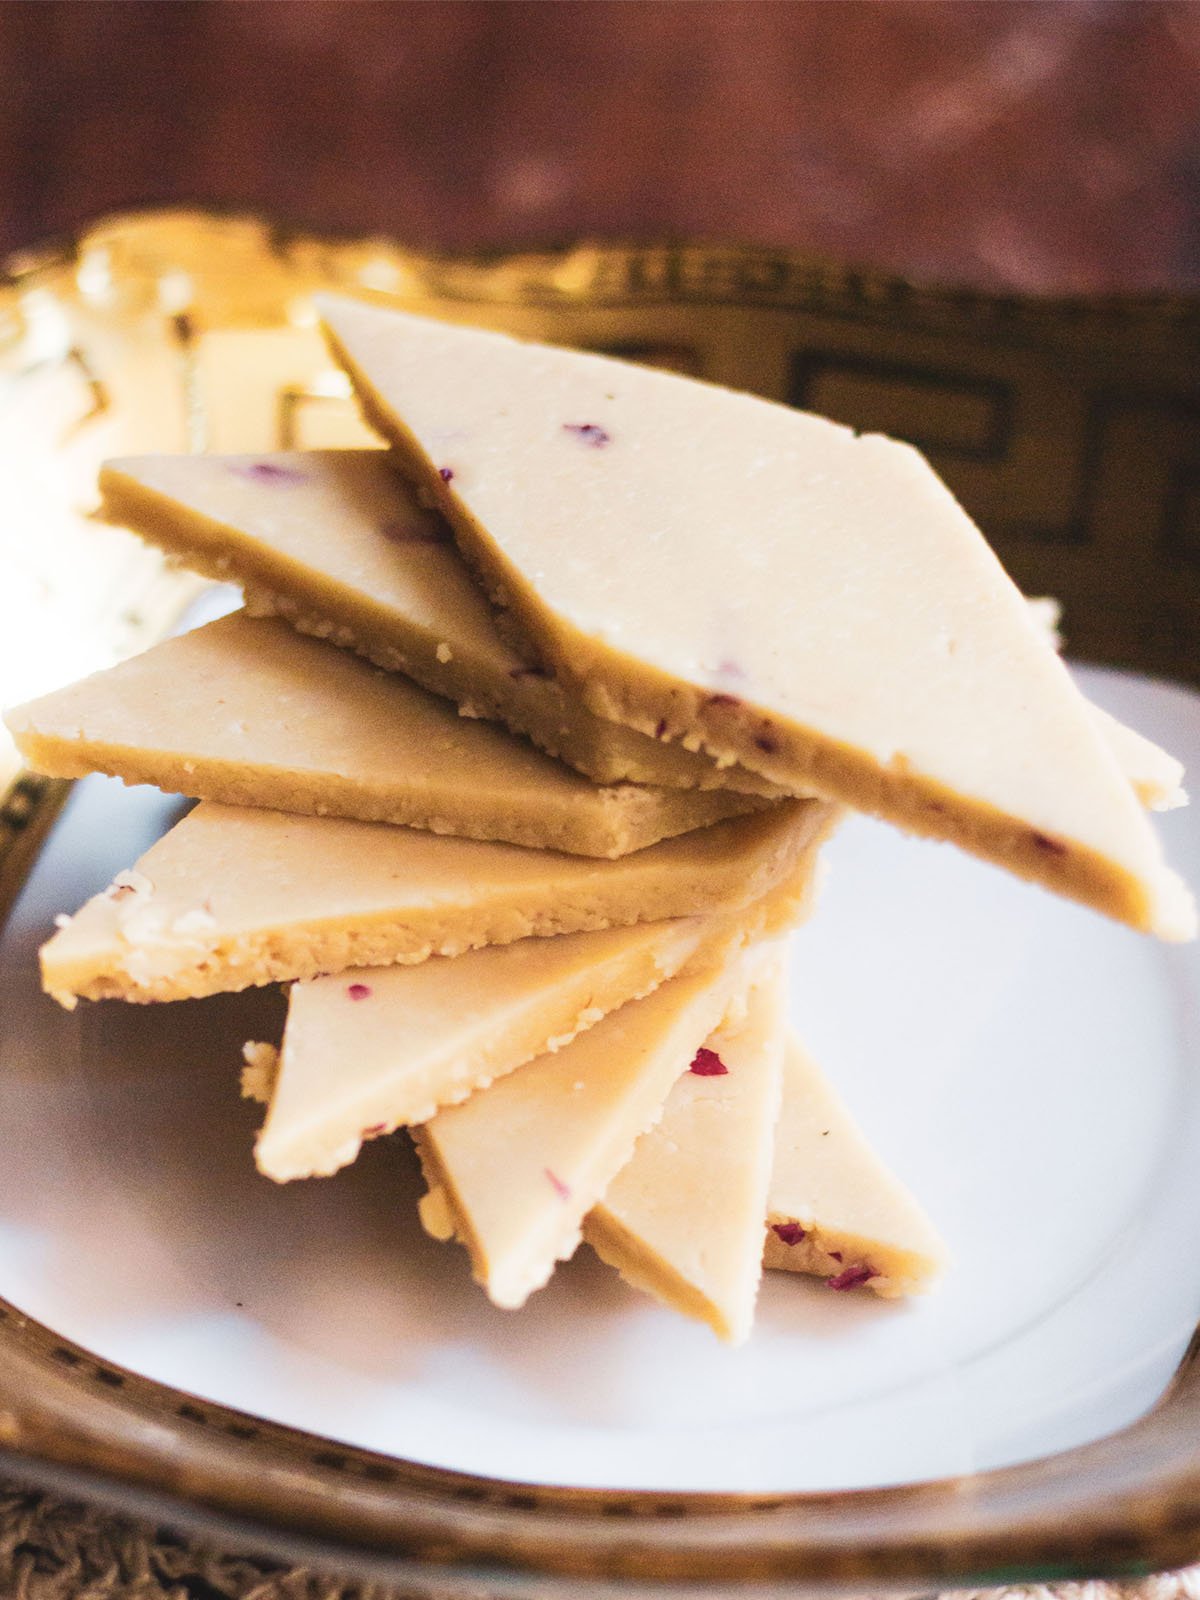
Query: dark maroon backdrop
[{"left": 2, "top": 0, "right": 1199, "bottom": 292}]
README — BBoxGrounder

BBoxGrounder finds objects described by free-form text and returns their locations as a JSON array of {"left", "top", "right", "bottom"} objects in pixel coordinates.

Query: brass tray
[{"left": 1, "top": 211, "right": 1199, "bottom": 1595}]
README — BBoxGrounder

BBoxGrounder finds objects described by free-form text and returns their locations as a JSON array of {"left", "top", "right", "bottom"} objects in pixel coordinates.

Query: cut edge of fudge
[
  {"left": 98, "top": 455, "right": 784, "bottom": 799},
  {"left": 40, "top": 796, "right": 838, "bottom": 1007},
  {"left": 5, "top": 612, "right": 765, "bottom": 861}
]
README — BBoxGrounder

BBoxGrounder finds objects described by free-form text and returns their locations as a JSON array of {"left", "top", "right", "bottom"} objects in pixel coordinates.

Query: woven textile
[{"left": 1, "top": 1480, "right": 1199, "bottom": 1600}]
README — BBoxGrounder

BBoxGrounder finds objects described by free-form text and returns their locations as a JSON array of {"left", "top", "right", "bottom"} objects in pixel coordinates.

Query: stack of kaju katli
[{"left": 7, "top": 301, "right": 1193, "bottom": 1346}]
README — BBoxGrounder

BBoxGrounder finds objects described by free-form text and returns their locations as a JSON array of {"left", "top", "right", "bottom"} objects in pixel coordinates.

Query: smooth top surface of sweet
[
  {"left": 587, "top": 962, "right": 786, "bottom": 1343},
  {"left": 6, "top": 611, "right": 757, "bottom": 858},
  {"left": 319, "top": 296, "right": 1193, "bottom": 940}
]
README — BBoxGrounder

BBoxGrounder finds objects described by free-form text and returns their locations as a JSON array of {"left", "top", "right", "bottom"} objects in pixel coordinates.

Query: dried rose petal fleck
[
  {"left": 438, "top": 466, "right": 454, "bottom": 482},
  {"left": 707, "top": 692, "right": 741, "bottom": 709},
  {"left": 829, "top": 1251, "right": 842, "bottom": 1263},
  {"left": 346, "top": 983, "right": 373, "bottom": 1001},
  {"left": 362, "top": 1123, "right": 388, "bottom": 1137},
  {"left": 545, "top": 1168, "right": 571, "bottom": 1200},
  {"left": 563, "top": 423, "right": 611, "bottom": 447},
  {"left": 826, "top": 1264, "right": 878, "bottom": 1292},
  {"left": 1031, "top": 830, "right": 1068, "bottom": 857},
  {"left": 755, "top": 730, "right": 779, "bottom": 754},
  {"left": 772, "top": 1222, "right": 806, "bottom": 1247},
  {"left": 654, "top": 718, "right": 668, "bottom": 739},
  {"left": 689, "top": 1047, "right": 728, "bottom": 1077},
  {"left": 231, "top": 461, "right": 306, "bottom": 486}
]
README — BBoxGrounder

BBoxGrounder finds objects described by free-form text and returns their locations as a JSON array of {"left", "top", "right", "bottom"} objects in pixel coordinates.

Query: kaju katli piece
[
  {"left": 41, "top": 795, "right": 836, "bottom": 1006},
  {"left": 319, "top": 296, "right": 1192, "bottom": 940},
  {"left": 6, "top": 612, "right": 762, "bottom": 860},
  {"left": 584, "top": 962, "right": 788, "bottom": 1344},
  {"left": 765, "top": 1037, "right": 948, "bottom": 1297}
]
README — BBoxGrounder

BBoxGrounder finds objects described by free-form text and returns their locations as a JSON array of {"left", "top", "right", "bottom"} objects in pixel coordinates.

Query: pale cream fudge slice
[
  {"left": 7, "top": 613, "right": 760, "bottom": 860},
  {"left": 584, "top": 962, "right": 786, "bottom": 1344},
  {"left": 764, "top": 1036, "right": 947, "bottom": 1297},
  {"left": 102, "top": 454, "right": 1176, "bottom": 811},
  {"left": 415, "top": 948, "right": 763, "bottom": 1310},
  {"left": 320, "top": 297, "right": 1193, "bottom": 940},
  {"left": 252, "top": 875, "right": 808, "bottom": 1183},
  {"left": 41, "top": 796, "right": 835, "bottom": 1006},
  {"left": 99, "top": 451, "right": 777, "bottom": 797}
]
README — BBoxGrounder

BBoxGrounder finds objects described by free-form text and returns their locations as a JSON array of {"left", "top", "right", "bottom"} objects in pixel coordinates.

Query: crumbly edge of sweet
[
  {"left": 764, "top": 1215, "right": 943, "bottom": 1298},
  {"left": 12, "top": 722, "right": 766, "bottom": 859},
  {"left": 99, "top": 476, "right": 783, "bottom": 798}
]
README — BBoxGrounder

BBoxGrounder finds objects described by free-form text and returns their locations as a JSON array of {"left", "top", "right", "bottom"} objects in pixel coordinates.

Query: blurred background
[
  {"left": 2, "top": 0, "right": 1200, "bottom": 742},
  {"left": 2, "top": 0, "right": 1199, "bottom": 293}
]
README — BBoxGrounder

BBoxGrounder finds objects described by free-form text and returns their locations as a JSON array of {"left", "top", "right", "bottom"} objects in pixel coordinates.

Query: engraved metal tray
[{"left": 1, "top": 212, "right": 1199, "bottom": 1595}]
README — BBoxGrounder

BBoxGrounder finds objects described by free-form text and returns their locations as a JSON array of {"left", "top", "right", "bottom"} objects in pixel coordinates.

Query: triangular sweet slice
[
  {"left": 414, "top": 947, "right": 762, "bottom": 1309},
  {"left": 6, "top": 612, "right": 759, "bottom": 859},
  {"left": 765, "top": 1036, "right": 948, "bottom": 1297},
  {"left": 320, "top": 297, "right": 1193, "bottom": 939},
  {"left": 99, "top": 451, "right": 776, "bottom": 796},
  {"left": 101, "top": 453, "right": 1179, "bottom": 813},
  {"left": 584, "top": 962, "right": 786, "bottom": 1344},
  {"left": 41, "top": 795, "right": 834, "bottom": 1006},
  {"left": 250, "top": 877, "right": 804, "bottom": 1182}
]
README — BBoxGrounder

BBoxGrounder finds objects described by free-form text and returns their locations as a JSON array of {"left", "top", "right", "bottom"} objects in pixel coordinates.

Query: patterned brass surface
[{"left": 1, "top": 210, "right": 1199, "bottom": 1594}]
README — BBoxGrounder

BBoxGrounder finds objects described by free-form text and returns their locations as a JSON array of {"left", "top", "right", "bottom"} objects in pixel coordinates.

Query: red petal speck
[
  {"left": 545, "top": 1168, "right": 571, "bottom": 1200},
  {"left": 347, "top": 983, "right": 372, "bottom": 1001},
  {"left": 772, "top": 1222, "right": 806, "bottom": 1247},
  {"left": 689, "top": 1047, "right": 728, "bottom": 1077},
  {"left": 563, "top": 423, "right": 611, "bottom": 447},
  {"left": 363, "top": 1123, "right": 388, "bottom": 1137},
  {"left": 232, "top": 461, "right": 306, "bottom": 485},
  {"left": 438, "top": 466, "right": 454, "bottom": 482},
  {"left": 827, "top": 1264, "right": 877, "bottom": 1291}
]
